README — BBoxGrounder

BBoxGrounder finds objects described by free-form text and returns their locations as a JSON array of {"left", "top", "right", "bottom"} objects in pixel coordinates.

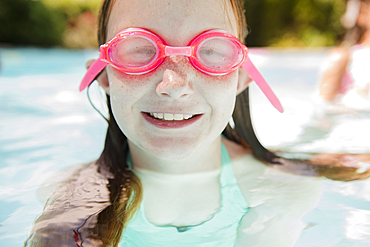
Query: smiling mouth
[{"left": 146, "top": 113, "right": 197, "bottom": 121}]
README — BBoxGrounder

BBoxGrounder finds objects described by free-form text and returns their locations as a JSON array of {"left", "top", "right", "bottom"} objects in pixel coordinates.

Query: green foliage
[
  {"left": 42, "top": 0, "right": 100, "bottom": 18},
  {"left": 62, "top": 11, "right": 98, "bottom": 49},
  {"left": 243, "top": 0, "right": 347, "bottom": 47},
  {"left": 0, "top": 0, "right": 348, "bottom": 48},
  {"left": 0, "top": 0, "right": 100, "bottom": 48},
  {"left": 42, "top": 0, "right": 100, "bottom": 48},
  {"left": 0, "top": 0, "right": 65, "bottom": 46}
]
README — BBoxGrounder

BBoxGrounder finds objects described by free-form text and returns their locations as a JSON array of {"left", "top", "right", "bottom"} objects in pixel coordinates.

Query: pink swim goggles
[{"left": 80, "top": 28, "right": 283, "bottom": 113}]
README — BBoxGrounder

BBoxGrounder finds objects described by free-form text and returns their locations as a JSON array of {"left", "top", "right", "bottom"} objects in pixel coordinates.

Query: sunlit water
[{"left": 1, "top": 47, "right": 370, "bottom": 246}]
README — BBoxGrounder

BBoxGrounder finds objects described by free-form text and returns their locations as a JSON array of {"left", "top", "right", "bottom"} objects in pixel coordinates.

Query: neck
[{"left": 128, "top": 136, "right": 222, "bottom": 175}]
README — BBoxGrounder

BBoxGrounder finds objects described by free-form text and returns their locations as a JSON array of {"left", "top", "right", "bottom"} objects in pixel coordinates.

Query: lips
[{"left": 142, "top": 112, "right": 202, "bottom": 129}]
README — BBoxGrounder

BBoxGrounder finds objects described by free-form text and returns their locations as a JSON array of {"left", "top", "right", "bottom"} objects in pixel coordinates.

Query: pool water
[{"left": 1, "top": 47, "right": 370, "bottom": 246}]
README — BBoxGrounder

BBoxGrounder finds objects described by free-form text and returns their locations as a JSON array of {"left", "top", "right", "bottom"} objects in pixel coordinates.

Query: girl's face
[{"left": 105, "top": 0, "right": 242, "bottom": 160}]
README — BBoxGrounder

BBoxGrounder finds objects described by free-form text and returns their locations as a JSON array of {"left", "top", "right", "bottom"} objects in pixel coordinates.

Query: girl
[{"left": 26, "top": 0, "right": 370, "bottom": 246}]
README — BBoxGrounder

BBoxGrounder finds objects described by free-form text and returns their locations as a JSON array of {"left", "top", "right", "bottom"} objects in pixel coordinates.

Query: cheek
[
  {"left": 107, "top": 67, "right": 157, "bottom": 130},
  {"left": 202, "top": 72, "right": 238, "bottom": 110},
  {"left": 107, "top": 66, "right": 156, "bottom": 91},
  {"left": 199, "top": 72, "right": 238, "bottom": 128},
  {"left": 107, "top": 66, "right": 162, "bottom": 105}
]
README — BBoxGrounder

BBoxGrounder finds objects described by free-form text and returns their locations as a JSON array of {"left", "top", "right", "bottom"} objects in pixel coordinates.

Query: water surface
[{"left": 1, "top": 47, "right": 370, "bottom": 246}]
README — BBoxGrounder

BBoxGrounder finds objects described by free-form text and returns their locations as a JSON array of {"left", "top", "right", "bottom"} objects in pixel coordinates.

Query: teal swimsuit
[{"left": 119, "top": 143, "right": 249, "bottom": 246}]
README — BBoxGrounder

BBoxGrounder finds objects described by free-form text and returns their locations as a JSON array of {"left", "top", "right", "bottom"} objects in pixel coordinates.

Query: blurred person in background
[{"left": 318, "top": 0, "right": 370, "bottom": 111}]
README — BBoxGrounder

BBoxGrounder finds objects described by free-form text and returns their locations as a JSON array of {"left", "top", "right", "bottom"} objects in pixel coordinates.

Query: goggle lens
[
  {"left": 109, "top": 36, "right": 158, "bottom": 69},
  {"left": 196, "top": 37, "right": 243, "bottom": 70}
]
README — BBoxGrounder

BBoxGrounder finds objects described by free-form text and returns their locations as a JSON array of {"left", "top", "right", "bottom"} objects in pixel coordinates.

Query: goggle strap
[
  {"left": 242, "top": 57, "right": 284, "bottom": 113},
  {"left": 79, "top": 58, "right": 108, "bottom": 92}
]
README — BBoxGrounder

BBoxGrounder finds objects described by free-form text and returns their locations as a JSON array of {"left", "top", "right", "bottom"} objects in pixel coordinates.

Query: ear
[
  {"left": 236, "top": 68, "right": 252, "bottom": 95},
  {"left": 85, "top": 59, "right": 110, "bottom": 95}
]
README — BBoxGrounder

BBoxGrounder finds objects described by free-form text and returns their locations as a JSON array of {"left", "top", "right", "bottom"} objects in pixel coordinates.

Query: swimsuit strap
[
  {"left": 219, "top": 141, "right": 249, "bottom": 208},
  {"left": 220, "top": 142, "right": 237, "bottom": 186}
]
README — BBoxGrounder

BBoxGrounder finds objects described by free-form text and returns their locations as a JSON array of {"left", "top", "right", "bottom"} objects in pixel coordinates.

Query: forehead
[{"left": 107, "top": 0, "right": 237, "bottom": 44}]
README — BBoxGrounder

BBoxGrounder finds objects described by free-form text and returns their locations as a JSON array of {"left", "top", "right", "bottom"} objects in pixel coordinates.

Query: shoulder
[
  {"left": 223, "top": 141, "right": 324, "bottom": 245},
  {"left": 223, "top": 138, "right": 322, "bottom": 209},
  {"left": 326, "top": 46, "right": 351, "bottom": 66}
]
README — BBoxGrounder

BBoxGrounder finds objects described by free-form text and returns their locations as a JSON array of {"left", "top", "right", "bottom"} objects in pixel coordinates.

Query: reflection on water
[
  {"left": 345, "top": 208, "right": 370, "bottom": 241},
  {"left": 1, "top": 47, "right": 370, "bottom": 246},
  {"left": 0, "top": 48, "right": 107, "bottom": 246}
]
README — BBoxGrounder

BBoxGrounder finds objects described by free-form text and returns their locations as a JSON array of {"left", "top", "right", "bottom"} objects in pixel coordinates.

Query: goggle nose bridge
[{"left": 165, "top": 46, "right": 193, "bottom": 57}]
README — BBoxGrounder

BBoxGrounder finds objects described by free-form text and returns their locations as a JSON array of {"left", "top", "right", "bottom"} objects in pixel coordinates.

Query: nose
[{"left": 156, "top": 57, "right": 194, "bottom": 99}]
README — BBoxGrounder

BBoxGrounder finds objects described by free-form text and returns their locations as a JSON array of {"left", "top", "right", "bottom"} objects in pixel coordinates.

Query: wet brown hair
[{"left": 93, "top": 0, "right": 278, "bottom": 245}]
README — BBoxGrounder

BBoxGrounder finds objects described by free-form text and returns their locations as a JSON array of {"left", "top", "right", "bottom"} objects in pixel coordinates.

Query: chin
[{"left": 140, "top": 135, "right": 204, "bottom": 160}]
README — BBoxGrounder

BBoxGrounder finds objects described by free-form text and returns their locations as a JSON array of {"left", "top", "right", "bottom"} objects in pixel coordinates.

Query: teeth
[
  {"left": 149, "top": 113, "right": 194, "bottom": 121},
  {"left": 154, "top": 113, "right": 163, "bottom": 119},
  {"left": 164, "top": 113, "right": 174, "bottom": 120}
]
